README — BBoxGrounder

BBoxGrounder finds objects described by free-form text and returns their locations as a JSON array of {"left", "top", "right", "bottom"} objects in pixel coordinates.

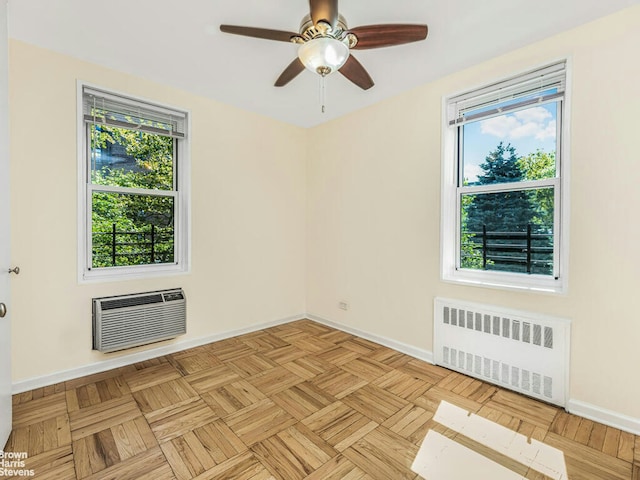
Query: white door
[{"left": 0, "top": 0, "right": 11, "bottom": 449}]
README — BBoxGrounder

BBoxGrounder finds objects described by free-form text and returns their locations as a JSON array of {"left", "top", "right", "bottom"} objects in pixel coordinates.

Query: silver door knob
[
  {"left": 0, "top": 303, "right": 6, "bottom": 318},
  {"left": 8, "top": 267, "right": 19, "bottom": 275}
]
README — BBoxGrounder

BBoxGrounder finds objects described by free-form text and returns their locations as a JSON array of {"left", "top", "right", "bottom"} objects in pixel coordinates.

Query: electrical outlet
[{"left": 339, "top": 301, "right": 349, "bottom": 311}]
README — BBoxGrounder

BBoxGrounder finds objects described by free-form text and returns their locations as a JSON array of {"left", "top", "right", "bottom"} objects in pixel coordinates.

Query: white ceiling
[{"left": 7, "top": 0, "right": 639, "bottom": 128}]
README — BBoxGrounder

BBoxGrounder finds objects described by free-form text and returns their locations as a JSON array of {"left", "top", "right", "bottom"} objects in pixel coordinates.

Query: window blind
[
  {"left": 448, "top": 61, "right": 566, "bottom": 126},
  {"left": 83, "top": 86, "right": 187, "bottom": 138}
]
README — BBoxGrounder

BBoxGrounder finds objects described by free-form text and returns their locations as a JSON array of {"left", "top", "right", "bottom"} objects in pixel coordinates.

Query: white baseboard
[
  {"left": 308, "top": 314, "right": 640, "bottom": 436},
  {"left": 306, "top": 313, "right": 434, "bottom": 364},
  {"left": 13, "top": 312, "right": 433, "bottom": 394},
  {"left": 13, "top": 312, "right": 640, "bottom": 437},
  {"left": 12, "top": 313, "right": 305, "bottom": 394},
  {"left": 566, "top": 399, "right": 640, "bottom": 436}
]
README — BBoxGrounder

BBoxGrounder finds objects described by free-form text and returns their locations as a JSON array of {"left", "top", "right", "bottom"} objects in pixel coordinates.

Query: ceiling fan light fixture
[{"left": 297, "top": 37, "right": 349, "bottom": 76}]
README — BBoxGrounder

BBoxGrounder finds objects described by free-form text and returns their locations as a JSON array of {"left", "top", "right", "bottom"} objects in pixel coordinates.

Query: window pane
[
  {"left": 90, "top": 124, "right": 174, "bottom": 190},
  {"left": 92, "top": 192, "right": 175, "bottom": 268},
  {"left": 462, "top": 102, "right": 557, "bottom": 186},
  {"left": 460, "top": 188, "right": 554, "bottom": 275}
]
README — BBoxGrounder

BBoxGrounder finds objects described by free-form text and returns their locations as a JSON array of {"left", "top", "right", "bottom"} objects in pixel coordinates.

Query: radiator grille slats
[
  {"left": 544, "top": 327, "right": 553, "bottom": 348},
  {"left": 434, "top": 298, "right": 570, "bottom": 407},
  {"left": 93, "top": 289, "right": 186, "bottom": 352}
]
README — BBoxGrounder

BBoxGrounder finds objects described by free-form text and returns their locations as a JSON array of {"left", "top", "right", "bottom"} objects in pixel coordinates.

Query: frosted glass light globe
[{"left": 298, "top": 37, "right": 349, "bottom": 76}]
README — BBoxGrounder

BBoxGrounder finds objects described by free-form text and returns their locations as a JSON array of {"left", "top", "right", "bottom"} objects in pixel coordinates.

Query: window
[
  {"left": 78, "top": 85, "right": 190, "bottom": 281},
  {"left": 441, "top": 61, "right": 568, "bottom": 292}
]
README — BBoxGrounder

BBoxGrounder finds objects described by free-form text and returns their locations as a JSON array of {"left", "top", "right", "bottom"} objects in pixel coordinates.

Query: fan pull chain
[{"left": 319, "top": 74, "right": 327, "bottom": 114}]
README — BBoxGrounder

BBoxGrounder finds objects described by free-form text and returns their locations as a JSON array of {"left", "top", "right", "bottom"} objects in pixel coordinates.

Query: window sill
[
  {"left": 442, "top": 268, "right": 566, "bottom": 295},
  {"left": 80, "top": 263, "right": 188, "bottom": 284}
]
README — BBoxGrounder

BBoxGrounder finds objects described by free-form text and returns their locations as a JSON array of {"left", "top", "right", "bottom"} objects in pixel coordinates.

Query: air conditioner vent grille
[
  {"left": 93, "top": 288, "right": 186, "bottom": 352},
  {"left": 101, "top": 294, "right": 164, "bottom": 310}
]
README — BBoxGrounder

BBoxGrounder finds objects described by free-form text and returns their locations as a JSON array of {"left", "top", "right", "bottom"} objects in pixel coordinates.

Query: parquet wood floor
[{"left": 4, "top": 319, "right": 640, "bottom": 479}]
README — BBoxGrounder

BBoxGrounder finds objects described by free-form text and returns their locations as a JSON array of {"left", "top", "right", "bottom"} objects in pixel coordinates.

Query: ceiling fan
[{"left": 220, "top": 0, "right": 428, "bottom": 90}]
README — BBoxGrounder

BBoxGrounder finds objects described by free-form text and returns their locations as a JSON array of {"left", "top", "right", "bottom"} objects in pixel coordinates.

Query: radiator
[
  {"left": 93, "top": 288, "right": 186, "bottom": 353},
  {"left": 434, "top": 297, "right": 570, "bottom": 406}
]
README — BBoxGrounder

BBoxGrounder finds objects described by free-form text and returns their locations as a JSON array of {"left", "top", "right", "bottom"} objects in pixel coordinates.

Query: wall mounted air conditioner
[{"left": 93, "top": 288, "right": 186, "bottom": 353}]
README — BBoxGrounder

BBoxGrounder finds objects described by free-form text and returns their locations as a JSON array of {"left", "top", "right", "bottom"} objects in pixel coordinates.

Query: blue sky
[{"left": 462, "top": 102, "right": 557, "bottom": 184}]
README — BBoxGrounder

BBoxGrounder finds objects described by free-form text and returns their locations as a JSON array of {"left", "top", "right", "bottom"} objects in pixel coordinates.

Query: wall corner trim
[
  {"left": 12, "top": 313, "right": 305, "bottom": 394},
  {"left": 306, "top": 313, "right": 434, "bottom": 365},
  {"left": 566, "top": 399, "right": 640, "bottom": 436}
]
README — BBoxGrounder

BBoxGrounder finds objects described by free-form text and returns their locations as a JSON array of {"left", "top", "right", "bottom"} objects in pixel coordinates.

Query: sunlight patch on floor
[{"left": 412, "top": 400, "right": 568, "bottom": 479}]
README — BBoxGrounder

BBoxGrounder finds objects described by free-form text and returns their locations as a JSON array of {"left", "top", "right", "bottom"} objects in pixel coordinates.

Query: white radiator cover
[
  {"left": 434, "top": 297, "right": 570, "bottom": 406},
  {"left": 93, "top": 288, "right": 186, "bottom": 353}
]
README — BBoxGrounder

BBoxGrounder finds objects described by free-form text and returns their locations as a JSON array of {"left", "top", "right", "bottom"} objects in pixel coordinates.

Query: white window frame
[
  {"left": 77, "top": 82, "right": 191, "bottom": 282},
  {"left": 441, "top": 60, "right": 570, "bottom": 294}
]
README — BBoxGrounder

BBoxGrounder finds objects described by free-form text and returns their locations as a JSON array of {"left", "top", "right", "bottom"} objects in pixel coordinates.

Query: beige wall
[
  {"left": 307, "top": 6, "right": 640, "bottom": 418},
  {"left": 8, "top": 5, "right": 640, "bottom": 421},
  {"left": 9, "top": 40, "right": 307, "bottom": 381}
]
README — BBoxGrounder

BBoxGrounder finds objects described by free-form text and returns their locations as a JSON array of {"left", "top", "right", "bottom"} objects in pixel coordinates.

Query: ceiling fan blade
[
  {"left": 349, "top": 24, "right": 428, "bottom": 49},
  {"left": 220, "top": 25, "right": 298, "bottom": 43},
  {"left": 275, "top": 58, "right": 306, "bottom": 87},
  {"left": 309, "top": 0, "right": 338, "bottom": 29},
  {"left": 339, "top": 55, "right": 374, "bottom": 90}
]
